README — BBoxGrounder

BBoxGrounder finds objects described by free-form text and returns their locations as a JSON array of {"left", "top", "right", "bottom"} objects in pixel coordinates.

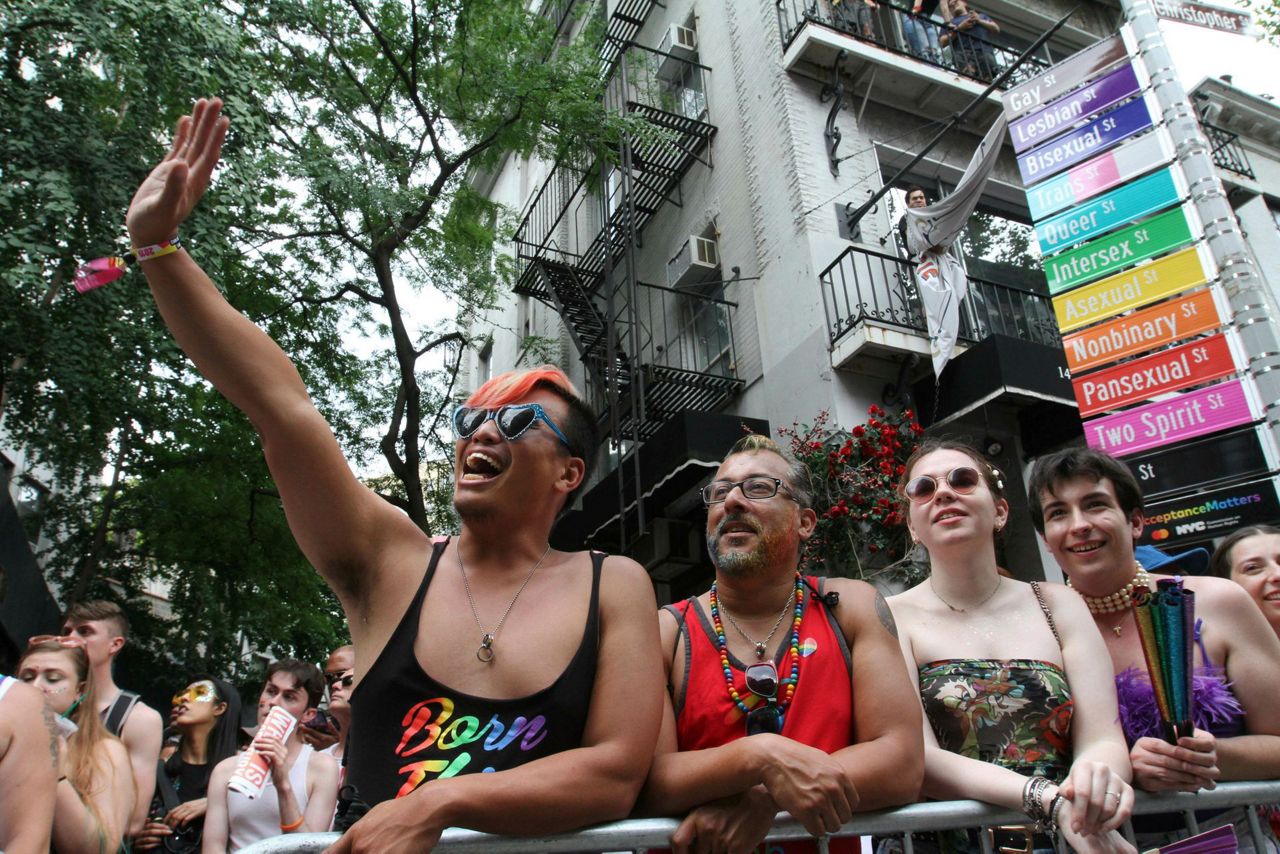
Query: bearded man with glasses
[
  {"left": 124, "top": 98, "right": 663, "bottom": 853},
  {"left": 638, "top": 434, "right": 924, "bottom": 853}
]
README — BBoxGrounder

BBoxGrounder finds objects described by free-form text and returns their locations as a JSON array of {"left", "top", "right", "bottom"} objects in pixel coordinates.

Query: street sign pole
[{"left": 1120, "top": 0, "right": 1280, "bottom": 446}]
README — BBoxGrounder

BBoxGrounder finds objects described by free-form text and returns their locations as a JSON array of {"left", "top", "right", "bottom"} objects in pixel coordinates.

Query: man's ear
[
  {"left": 797, "top": 506, "right": 819, "bottom": 541},
  {"left": 557, "top": 456, "right": 586, "bottom": 495}
]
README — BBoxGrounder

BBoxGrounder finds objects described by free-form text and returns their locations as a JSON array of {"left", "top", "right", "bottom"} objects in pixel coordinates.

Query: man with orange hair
[{"left": 124, "top": 98, "right": 663, "bottom": 853}]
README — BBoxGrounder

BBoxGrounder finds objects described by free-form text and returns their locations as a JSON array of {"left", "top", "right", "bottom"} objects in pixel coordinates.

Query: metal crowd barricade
[{"left": 239, "top": 780, "right": 1280, "bottom": 853}]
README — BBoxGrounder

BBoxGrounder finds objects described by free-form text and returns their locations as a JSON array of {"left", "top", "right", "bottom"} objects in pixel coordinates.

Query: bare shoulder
[
  {"left": 1034, "top": 580, "right": 1091, "bottom": 616},
  {"left": 821, "top": 576, "right": 898, "bottom": 640},
  {"left": 307, "top": 748, "right": 339, "bottom": 780},
  {"left": 1182, "top": 573, "right": 1258, "bottom": 613},
  {"left": 120, "top": 699, "right": 163, "bottom": 749},
  {"left": 597, "top": 552, "right": 658, "bottom": 605},
  {"left": 210, "top": 753, "right": 239, "bottom": 782}
]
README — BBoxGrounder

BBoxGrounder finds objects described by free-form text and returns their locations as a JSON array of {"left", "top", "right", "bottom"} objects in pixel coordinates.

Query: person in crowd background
[
  {"left": 63, "top": 599, "right": 163, "bottom": 836},
  {"left": 0, "top": 674, "right": 58, "bottom": 853},
  {"left": 202, "top": 660, "right": 338, "bottom": 852},
  {"left": 315, "top": 645, "right": 353, "bottom": 763},
  {"left": 888, "top": 440, "right": 1134, "bottom": 854},
  {"left": 125, "top": 97, "right": 664, "bottom": 853},
  {"left": 135, "top": 676, "right": 242, "bottom": 853},
  {"left": 1029, "top": 448, "right": 1280, "bottom": 852},
  {"left": 940, "top": 0, "right": 1000, "bottom": 80},
  {"left": 640, "top": 434, "right": 923, "bottom": 853},
  {"left": 1210, "top": 525, "right": 1280, "bottom": 640},
  {"left": 18, "top": 636, "right": 136, "bottom": 853},
  {"left": 901, "top": 0, "right": 944, "bottom": 63}
]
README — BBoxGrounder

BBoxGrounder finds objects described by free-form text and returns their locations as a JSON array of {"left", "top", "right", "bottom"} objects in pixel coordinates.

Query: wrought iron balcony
[
  {"left": 1201, "top": 120, "right": 1256, "bottom": 180},
  {"left": 820, "top": 244, "right": 1061, "bottom": 360},
  {"left": 776, "top": 0, "right": 1050, "bottom": 90}
]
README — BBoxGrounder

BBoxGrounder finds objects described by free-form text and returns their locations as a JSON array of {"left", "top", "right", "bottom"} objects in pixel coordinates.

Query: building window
[{"left": 13, "top": 475, "right": 49, "bottom": 544}]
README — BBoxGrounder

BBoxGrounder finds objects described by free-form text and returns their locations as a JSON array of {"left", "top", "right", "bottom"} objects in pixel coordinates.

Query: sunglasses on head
[
  {"left": 452, "top": 404, "right": 572, "bottom": 450},
  {"left": 325, "top": 671, "right": 355, "bottom": 689},
  {"left": 743, "top": 662, "right": 784, "bottom": 736},
  {"left": 904, "top": 466, "right": 984, "bottom": 503},
  {"left": 172, "top": 682, "right": 220, "bottom": 708},
  {"left": 27, "top": 634, "right": 86, "bottom": 650}
]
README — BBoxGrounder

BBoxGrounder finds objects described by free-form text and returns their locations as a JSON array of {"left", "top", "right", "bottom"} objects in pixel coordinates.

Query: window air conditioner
[
  {"left": 667, "top": 235, "right": 719, "bottom": 288},
  {"left": 660, "top": 25, "right": 698, "bottom": 59}
]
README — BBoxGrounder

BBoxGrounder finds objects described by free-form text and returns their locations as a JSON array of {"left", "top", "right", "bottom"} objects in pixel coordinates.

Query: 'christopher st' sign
[{"left": 1083, "top": 378, "right": 1259, "bottom": 457}]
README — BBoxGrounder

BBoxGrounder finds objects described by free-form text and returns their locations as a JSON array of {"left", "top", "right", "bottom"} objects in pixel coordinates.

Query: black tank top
[{"left": 343, "top": 538, "right": 603, "bottom": 807}]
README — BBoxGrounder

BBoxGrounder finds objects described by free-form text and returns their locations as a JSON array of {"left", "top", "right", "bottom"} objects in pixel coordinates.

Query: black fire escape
[{"left": 513, "top": 1, "right": 741, "bottom": 549}]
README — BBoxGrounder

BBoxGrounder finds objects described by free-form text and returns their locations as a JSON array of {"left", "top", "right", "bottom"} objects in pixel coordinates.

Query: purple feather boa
[{"left": 1114, "top": 666, "right": 1244, "bottom": 743}]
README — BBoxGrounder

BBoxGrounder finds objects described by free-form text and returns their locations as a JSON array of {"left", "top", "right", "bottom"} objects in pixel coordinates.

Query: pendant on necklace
[
  {"left": 477, "top": 633, "right": 495, "bottom": 663},
  {"left": 1112, "top": 625, "right": 1123, "bottom": 637},
  {"left": 754, "top": 642, "right": 767, "bottom": 659}
]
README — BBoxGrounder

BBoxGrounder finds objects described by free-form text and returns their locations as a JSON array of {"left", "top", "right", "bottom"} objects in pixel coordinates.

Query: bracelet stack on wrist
[{"left": 1020, "top": 776, "right": 1063, "bottom": 832}]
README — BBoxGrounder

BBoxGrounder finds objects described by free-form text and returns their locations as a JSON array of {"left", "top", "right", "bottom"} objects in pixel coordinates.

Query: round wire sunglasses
[
  {"left": 452, "top": 403, "right": 572, "bottom": 449},
  {"left": 903, "top": 466, "right": 984, "bottom": 503}
]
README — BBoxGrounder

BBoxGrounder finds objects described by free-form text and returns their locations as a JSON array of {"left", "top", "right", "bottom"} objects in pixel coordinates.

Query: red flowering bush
[{"left": 778, "top": 405, "right": 927, "bottom": 584}]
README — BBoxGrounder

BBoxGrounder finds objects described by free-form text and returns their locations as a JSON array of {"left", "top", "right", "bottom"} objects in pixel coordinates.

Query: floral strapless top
[{"left": 919, "top": 658, "right": 1073, "bottom": 782}]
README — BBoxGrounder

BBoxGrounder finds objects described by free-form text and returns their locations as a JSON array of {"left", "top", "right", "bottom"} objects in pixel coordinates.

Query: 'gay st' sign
[
  {"left": 1062, "top": 287, "right": 1226, "bottom": 374},
  {"left": 1084, "top": 378, "right": 1259, "bottom": 457},
  {"left": 1072, "top": 332, "right": 1238, "bottom": 417},
  {"left": 1053, "top": 245, "right": 1213, "bottom": 333}
]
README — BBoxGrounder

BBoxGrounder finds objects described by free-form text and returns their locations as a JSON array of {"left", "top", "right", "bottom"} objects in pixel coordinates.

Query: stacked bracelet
[{"left": 1021, "top": 776, "right": 1057, "bottom": 828}]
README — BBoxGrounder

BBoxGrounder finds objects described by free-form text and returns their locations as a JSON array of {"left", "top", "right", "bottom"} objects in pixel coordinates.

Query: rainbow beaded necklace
[{"left": 708, "top": 573, "right": 806, "bottom": 718}]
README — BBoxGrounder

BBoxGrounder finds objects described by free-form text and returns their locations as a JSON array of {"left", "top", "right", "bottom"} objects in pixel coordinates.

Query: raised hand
[{"left": 126, "top": 97, "right": 230, "bottom": 247}]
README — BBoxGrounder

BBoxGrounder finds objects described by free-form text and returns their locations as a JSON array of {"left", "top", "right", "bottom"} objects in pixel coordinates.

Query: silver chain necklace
[
  {"left": 458, "top": 541, "right": 552, "bottom": 663},
  {"left": 718, "top": 589, "right": 794, "bottom": 660},
  {"left": 930, "top": 574, "right": 1001, "bottom": 613}
]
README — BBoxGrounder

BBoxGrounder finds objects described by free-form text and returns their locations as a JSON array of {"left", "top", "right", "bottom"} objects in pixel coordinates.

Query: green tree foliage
[{"left": 1243, "top": 0, "right": 1279, "bottom": 44}]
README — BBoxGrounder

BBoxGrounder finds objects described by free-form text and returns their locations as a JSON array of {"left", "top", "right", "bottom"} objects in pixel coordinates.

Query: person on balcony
[
  {"left": 639, "top": 434, "right": 924, "bottom": 853},
  {"left": 833, "top": 0, "right": 880, "bottom": 41},
  {"left": 123, "top": 97, "right": 665, "bottom": 854},
  {"left": 1029, "top": 448, "right": 1280, "bottom": 852},
  {"left": 887, "top": 440, "right": 1136, "bottom": 854},
  {"left": 901, "top": 1, "right": 943, "bottom": 64},
  {"left": 939, "top": 0, "right": 1000, "bottom": 81}
]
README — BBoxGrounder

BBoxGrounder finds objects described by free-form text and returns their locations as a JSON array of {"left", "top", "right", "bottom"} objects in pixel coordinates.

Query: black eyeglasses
[
  {"left": 325, "top": 671, "right": 354, "bottom": 689},
  {"left": 452, "top": 404, "right": 572, "bottom": 449},
  {"left": 702, "top": 477, "right": 797, "bottom": 506},
  {"left": 904, "top": 466, "right": 983, "bottom": 503},
  {"left": 744, "top": 662, "right": 783, "bottom": 736}
]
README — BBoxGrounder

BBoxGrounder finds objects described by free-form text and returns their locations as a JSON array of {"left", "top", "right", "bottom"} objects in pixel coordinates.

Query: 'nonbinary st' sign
[
  {"left": 1084, "top": 378, "right": 1259, "bottom": 457},
  {"left": 1061, "top": 287, "right": 1225, "bottom": 374}
]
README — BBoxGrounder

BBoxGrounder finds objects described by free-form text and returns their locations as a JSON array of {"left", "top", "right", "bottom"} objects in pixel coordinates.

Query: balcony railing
[
  {"left": 776, "top": 0, "right": 1051, "bottom": 89},
  {"left": 820, "top": 244, "right": 1061, "bottom": 353},
  {"left": 1201, "top": 120, "right": 1256, "bottom": 180},
  {"left": 239, "top": 779, "right": 1280, "bottom": 853}
]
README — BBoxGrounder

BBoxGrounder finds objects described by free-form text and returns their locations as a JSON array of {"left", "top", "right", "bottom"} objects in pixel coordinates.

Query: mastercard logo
[
  {"left": 1151, "top": 529, "right": 1170, "bottom": 541},
  {"left": 800, "top": 638, "right": 819, "bottom": 657}
]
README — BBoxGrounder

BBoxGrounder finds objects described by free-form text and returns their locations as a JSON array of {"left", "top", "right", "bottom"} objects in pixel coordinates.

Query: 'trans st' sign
[
  {"left": 1083, "top": 378, "right": 1259, "bottom": 457},
  {"left": 1026, "top": 129, "right": 1175, "bottom": 221}
]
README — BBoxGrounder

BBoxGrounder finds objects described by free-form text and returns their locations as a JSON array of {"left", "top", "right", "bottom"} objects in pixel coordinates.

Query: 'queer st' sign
[
  {"left": 1036, "top": 167, "right": 1182, "bottom": 255},
  {"left": 1053, "top": 245, "right": 1212, "bottom": 333},
  {"left": 1011, "top": 62, "right": 1144, "bottom": 153},
  {"left": 1046, "top": 205, "right": 1197, "bottom": 294},
  {"left": 1072, "top": 332, "right": 1238, "bottom": 418},
  {"left": 1061, "top": 287, "right": 1226, "bottom": 374},
  {"left": 1017, "top": 95, "right": 1155, "bottom": 186},
  {"left": 1083, "top": 378, "right": 1259, "bottom": 457},
  {"left": 1026, "top": 129, "right": 1175, "bottom": 221}
]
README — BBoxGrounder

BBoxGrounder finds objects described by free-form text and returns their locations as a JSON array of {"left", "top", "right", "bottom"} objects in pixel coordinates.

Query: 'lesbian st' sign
[
  {"left": 1011, "top": 62, "right": 1144, "bottom": 153},
  {"left": 1083, "top": 378, "right": 1259, "bottom": 457}
]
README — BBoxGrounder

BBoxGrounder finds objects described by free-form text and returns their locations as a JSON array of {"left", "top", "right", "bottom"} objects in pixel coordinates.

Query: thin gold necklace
[
  {"left": 458, "top": 541, "right": 552, "bottom": 663},
  {"left": 930, "top": 574, "right": 1001, "bottom": 612}
]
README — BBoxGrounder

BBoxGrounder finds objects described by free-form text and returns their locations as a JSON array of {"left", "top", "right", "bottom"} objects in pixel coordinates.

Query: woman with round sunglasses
[
  {"left": 135, "top": 676, "right": 241, "bottom": 853},
  {"left": 18, "top": 636, "right": 135, "bottom": 854},
  {"left": 886, "top": 441, "right": 1134, "bottom": 854}
]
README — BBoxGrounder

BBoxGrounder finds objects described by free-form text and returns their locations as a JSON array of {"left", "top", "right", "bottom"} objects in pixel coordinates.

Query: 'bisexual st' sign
[
  {"left": 1046, "top": 205, "right": 1197, "bottom": 294},
  {"left": 1084, "top": 378, "right": 1259, "bottom": 457},
  {"left": 1062, "top": 287, "right": 1226, "bottom": 374},
  {"left": 1018, "top": 95, "right": 1155, "bottom": 186},
  {"left": 1053, "top": 244, "right": 1213, "bottom": 333},
  {"left": 1037, "top": 167, "right": 1182, "bottom": 255},
  {"left": 1026, "top": 130, "right": 1175, "bottom": 221},
  {"left": 1011, "top": 62, "right": 1144, "bottom": 153},
  {"left": 1072, "top": 332, "right": 1238, "bottom": 418},
  {"left": 1003, "top": 33, "right": 1129, "bottom": 118}
]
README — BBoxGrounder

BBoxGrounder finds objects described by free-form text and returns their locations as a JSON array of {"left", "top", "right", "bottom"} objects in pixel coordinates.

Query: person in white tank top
[{"left": 200, "top": 661, "right": 339, "bottom": 853}]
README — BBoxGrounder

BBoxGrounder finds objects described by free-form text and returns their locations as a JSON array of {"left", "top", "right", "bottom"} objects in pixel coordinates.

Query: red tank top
[{"left": 670, "top": 578, "right": 858, "bottom": 854}]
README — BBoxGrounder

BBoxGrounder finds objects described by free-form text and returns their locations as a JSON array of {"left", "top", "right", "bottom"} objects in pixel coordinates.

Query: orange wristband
[{"left": 279, "top": 816, "right": 304, "bottom": 832}]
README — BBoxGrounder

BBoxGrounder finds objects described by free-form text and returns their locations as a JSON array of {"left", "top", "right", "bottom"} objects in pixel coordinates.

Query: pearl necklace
[{"left": 1070, "top": 562, "right": 1152, "bottom": 615}]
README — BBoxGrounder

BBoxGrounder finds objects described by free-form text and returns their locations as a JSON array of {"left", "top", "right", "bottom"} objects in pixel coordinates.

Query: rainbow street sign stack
[{"left": 1001, "top": 28, "right": 1280, "bottom": 549}]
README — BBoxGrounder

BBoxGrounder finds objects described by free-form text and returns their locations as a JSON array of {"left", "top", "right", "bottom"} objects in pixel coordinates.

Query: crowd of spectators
[{"left": 2, "top": 97, "right": 1278, "bottom": 854}]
